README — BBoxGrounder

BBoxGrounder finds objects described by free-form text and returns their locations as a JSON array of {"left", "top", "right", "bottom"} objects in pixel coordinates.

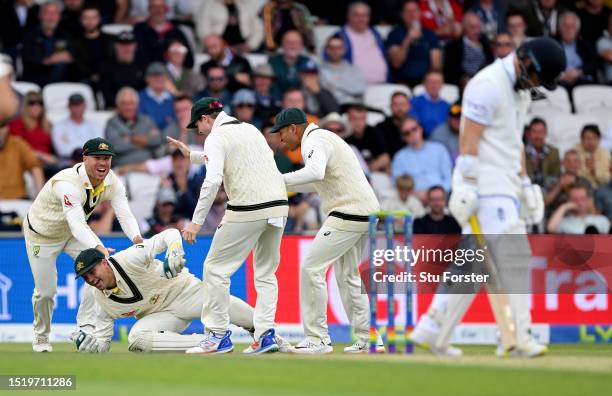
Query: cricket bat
[{"left": 468, "top": 215, "right": 517, "bottom": 354}]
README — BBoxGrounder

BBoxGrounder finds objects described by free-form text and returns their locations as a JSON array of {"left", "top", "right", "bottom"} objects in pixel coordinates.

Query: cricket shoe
[
  {"left": 496, "top": 341, "right": 548, "bottom": 358},
  {"left": 291, "top": 339, "right": 333, "bottom": 354},
  {"left": 32, "top": 334, "right": 52, "bottom": 353},
  {"left": 410, "top": 323, "right": 439, "bottom": 351},
  {"left": 343, "top": 334, "right": 385, "bottom": 354},
  {"left": 431, "top": 345, "right": 463, "bottom": 358},
  {"left": 185, "top": 330, "right": 233, "bottom": 354},
  {"left": 275, "top": 335, "right": 294, "bottom": 353},
  {"left": 242, "top": 329, "right": 280, "bottom": 355}
]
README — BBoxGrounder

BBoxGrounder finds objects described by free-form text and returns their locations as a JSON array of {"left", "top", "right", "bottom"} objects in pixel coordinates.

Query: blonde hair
[{"left": 20, "top": 91, "right": 51, "bottom": 133}]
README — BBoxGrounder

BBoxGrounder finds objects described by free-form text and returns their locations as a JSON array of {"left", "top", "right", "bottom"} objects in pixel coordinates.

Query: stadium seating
[
  {"left": 412, "top": 83, "right": 460, "bottom": 104},
  {"left": 244, "top": 53, "right": 269, "bottom": 69},
  {"left": 366, "top": 111, "right": 385, "bottom": 126},
  {"left": 365, "top": 83, "right": 412, "bottom": 115},
  {"left": 42, "top": 83, "right": 96, "bottom": 120},
  {"left": 529, "top": 87, "right": 572, "bottom": 114},
  {"left": 573, "top": 85, "right": 612, "bottom": 115},
  {"left": 120, "top": 172, "right": 161, "bottom": 223},
  {"left": 314, "top": 25, "right": 340, "bottom": 57},
  {"left": 87, "top": 111, "right": 115, "bottom": 132},
  {"left": 11, "top": 81, "right": 40, "bottom": 96},
  {"left": 545, "top": 113, "right": 605, "bottom": 156},
  {"left": 0, "top": 199, "right": 32, "bottom": 220},
  {"left": 193, "top": 53, "right": 210, "bottom": 72}
]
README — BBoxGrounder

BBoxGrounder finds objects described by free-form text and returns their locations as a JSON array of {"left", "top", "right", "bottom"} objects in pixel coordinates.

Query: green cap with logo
[
  {"left": 186, "top": 97, "right": 224, "bottom": 128},
  {"left": 82, "top": 137, "right": 115, "bottom": 157},
  {"left": 270, "top": 108, "right": 307, "bottom": 133},
  {"left": 74, "top": 248, "right": 106, "bottom": 279}
]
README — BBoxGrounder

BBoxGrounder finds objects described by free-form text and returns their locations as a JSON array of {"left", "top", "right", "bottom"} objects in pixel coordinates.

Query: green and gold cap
[
  {"left": 74, "top": 248, "right": 105, "bottom": 279},
  {"left": 82, "top": 137, "right": 115, "bottom": 157}
]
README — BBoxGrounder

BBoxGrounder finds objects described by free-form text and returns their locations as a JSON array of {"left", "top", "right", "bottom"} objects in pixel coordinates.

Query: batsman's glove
[
  {"left": 520, "top": 176, "right": 544, "bottom": 225},
  {"left": 449, "top": 170, "right": 478, "bottom": 228}
]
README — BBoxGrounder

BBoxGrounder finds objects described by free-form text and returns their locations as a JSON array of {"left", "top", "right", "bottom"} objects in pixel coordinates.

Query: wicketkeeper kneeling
[{"left": 71, "top": 228, "right": 292, "bottom": 353}]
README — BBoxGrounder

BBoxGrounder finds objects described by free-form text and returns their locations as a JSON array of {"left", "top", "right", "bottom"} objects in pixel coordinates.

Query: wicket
[{"left": 368, "top": 211, "right": 414, "bottom": 354}]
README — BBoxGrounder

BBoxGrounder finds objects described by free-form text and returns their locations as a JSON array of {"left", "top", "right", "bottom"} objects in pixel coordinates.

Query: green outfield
[{"left": 1, "top": 343, "right": 611, "bottom": 396}]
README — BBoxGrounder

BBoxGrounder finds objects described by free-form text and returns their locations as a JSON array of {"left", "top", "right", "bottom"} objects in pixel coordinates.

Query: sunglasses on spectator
[
  {"left": 208, "top": 76, "right": 225, "bottom": 82},
  {"left": 401, "top": 126, "right": 419, "bottom": 136},
  {"left": 27, "top": 100, "right": 43, "bottom": 106}
]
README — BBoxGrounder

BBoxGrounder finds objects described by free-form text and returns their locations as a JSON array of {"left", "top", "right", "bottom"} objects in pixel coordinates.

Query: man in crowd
[
  {"left": 344, "top": 103, "right": 390, "bottom": 173},
  {"left": 269, "top": 30, "right": 311, "bottom": 94},
  {"left": 139, "top": 62, "right": 176, "bottom": 131},
  {"left": 376, "top": 92, "right": 412, "bottom": 157},
  {"left": 298, "top": 60, "right": 339, "bottom": 118},
  {"left": 548, "top": 184, "right": 610, "bottom": 233},
  {"left": 413, "top": 186, "right": 461, "bottom": 234},
  {"left": 410, "top": 71, "right": 450, "bottom": 137},
  {"left": 320, "top": 35, "right": 367, "bottom": 105},
  {"left": 430, "top": 103, "right": 461, "bottom": 164}
]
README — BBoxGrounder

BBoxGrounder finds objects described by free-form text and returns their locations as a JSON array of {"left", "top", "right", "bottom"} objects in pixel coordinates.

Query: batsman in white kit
[
  {"left": 70, "top": 228, "right": 291, "bottom": 353},
  {"left": 411, "top": 37, "right": 567, "bottom": 357},
  {"left": 271, "top": 108, "right": 383, "bottom": 354},
  {"left": 24, "top": 138, "right": 142, "bottom": 352},
  {"left": 167, "top": 97, "right": 289, "bottom": 355}
]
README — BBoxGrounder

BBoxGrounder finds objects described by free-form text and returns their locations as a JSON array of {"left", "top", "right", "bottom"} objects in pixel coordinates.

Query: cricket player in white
[
  {"left": 167, "top": 97, "right": 288, "bottom": 355},
  {"left": 412, "top": 37, "right": 566, "bottom": 357},
  {"left": 271, "top": 107, "right": 383, "bottom": 354},
  {"left": 24, "top": 138, "right": 142, "bottom": 352},
  {"left": 70, "top": 228, "right": 291, "bottom": 353}
]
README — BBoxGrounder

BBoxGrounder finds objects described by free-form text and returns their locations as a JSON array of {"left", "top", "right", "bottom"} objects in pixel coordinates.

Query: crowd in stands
[{"left": 2, "top": 0, "right": 612, "bottom": 236}]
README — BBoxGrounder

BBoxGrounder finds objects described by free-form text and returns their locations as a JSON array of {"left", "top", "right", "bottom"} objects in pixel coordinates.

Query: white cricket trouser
[
  {"left": 438, "top": 196, "right": 534, "bottom": 348},
  {"left": 128, "top": 277, "right": 254, "bottom": 352},
  {"left": 301, "top": 223, "right": 370, "bottom": 344},
  {"left": 25, "top": 235, "right": 96, "bottom": 338},
  {"left": 201, "top": 218, "right": 284, "bottom": 340}
]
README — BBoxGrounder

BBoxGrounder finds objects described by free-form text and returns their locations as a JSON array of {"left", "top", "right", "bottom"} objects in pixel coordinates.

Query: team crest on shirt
[
  {"left": 149, "top": 294, "right": 161, "bottom": 305},
  {"left": 33, "top": 245, "right": 40, "bottom": 257},
  {"left": 63, "top": 195, "right": 73, "bottom": 207}
]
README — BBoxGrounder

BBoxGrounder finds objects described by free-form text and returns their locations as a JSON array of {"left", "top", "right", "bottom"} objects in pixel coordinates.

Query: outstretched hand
[
  {"left": 167, "top": 137, "right": 191, "bottom": 158},
  {"left": 181, "top": 222, "right": 202, "bottom": 244}
]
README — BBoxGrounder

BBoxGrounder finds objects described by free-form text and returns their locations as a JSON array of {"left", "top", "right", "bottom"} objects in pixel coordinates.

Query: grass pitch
[{"left": 0, "top": 343, "right": 610, "bottom": 396}]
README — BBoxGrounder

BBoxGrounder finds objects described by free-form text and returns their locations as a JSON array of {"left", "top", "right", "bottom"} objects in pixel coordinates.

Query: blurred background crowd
[{"left": 1, "top": 0, "right": 612, "bottom": 237}]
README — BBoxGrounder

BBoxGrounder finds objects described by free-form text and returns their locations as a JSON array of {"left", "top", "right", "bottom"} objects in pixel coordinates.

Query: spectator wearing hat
[
  {"left": 132, "top": 0, "right": 194, "bottom": 69},
  {"left": 196, "top": 0, "right": 264, "bottom": 53},
  {"left": 574, "top": 124, "right": 611, "bottom": 188},
  {"left": 0, "top": 120, "right": 44, "bottom": 199},
  {"left": 344, "top": 102, "right": 390, "bottom": 173},
  {"left": 335, "top": 2, "right": 389, "bottom": 84},
  {"left": 429, "top": 102, "right": 461, "bottom": 163},
  {"left": 145, "top": 187, "right": 183, "bottom": 238},
  {"left": 524, "top": 118, "right": 560, "bottom": 188},
  {"left": 410, "top": 71, "right": 450, "bottom": 137},
  {"left": 232, "top": 89, "right": 262, "bottom": 129},
  {"left": 269, "top": 30, "right": 311, "bottom": 94},
  {"left": 253, "top": 64, "right": 282, "bottom": 124},
  {"left": 320, "top": 112, "right": 369, "bottom": 177},
  {"left": 298, "top": 60, "right": 339, "bottom": 118},
  {"left": 99, "top": 31, "right": 145, "bottom": 109},
  {"left": 105, "top": 87, "right": 163, "bottom": 167},
  {"left": 200, "top": 34, "right": 252, "bottom": 92},
  {"left": 51, "top": 93, "right": 103, "bottom": 163},
  {"left": 391, "top": 116, "right": 451, "bottom": 201},
  {"left": 71, "top": 5, "right": 114, "bottom": 88},
  {"left": 386, "top": 0, "right": 442, "bottom": 88},
  {"left": 376, "top": 91, "right": 413, "bottom": 158},
  {"left": 320, "top": 35, "right": 367, "bottom": 105},
  {"left": 22, "top": 0, "right": 74, "bottom": 87},
  {"left": 139, "top": 62, "right": 176, "bottom": 131},
  {"left": 194, "top": 65, "right": 233, "bottom": 114},
  {"left": 165, "top": 40, "right": 204, "bottom": 98}
]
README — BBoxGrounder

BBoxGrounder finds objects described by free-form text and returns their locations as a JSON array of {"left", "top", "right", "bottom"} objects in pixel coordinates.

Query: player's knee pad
[{"left": 128, "top": 330, "right": 153, "bottom": 353}]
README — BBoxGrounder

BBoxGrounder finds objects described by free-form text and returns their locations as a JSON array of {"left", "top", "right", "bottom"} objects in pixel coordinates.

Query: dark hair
[
  {"left": 529, "top": 117, "right": 547, "bottom": 129},
  {"left": 171, "top": 149, "right": 185, "bottom": 159},
  {"left": 506, "top": 10, "right": 527, "bottom": 23},
  {"left": 427, "top": 185, "right": 446, "bottom": 196},
  {"left": 391, "top": 91, "right": 409, "bottom": 101},
  {"left": 326, "top": 35, "right": 344, "bottom": 47},
  {"left": 570, "top": 183, "right": 591, "bottom": 197},
  {"left": 283, "top": 87, "right": 303, "bottom": 98},
  {"left": 174, "top": 93, "right": 192, "bottom": 103},
  {"left": 81, "top": 5, "right": 101, "bottom": 14},
  {"left": 206, "top": 65, "right": 226, "bottom": 77},
  {"left": 581, "top": 124, "right": 601, "bottom": 139}
]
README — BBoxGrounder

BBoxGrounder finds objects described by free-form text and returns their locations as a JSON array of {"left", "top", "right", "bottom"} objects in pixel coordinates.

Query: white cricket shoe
[
  {"left": 275, "top": 335, "right": 294, "bottom": 353},
  {"left": 432, "top": 345, "right": 463, "bottom": 358},
  {"left": 291, "top": 339, "right": 333, "bottom": 354},
  {"left": 496, "top": 341, "right": 548, "bottom": 358},
  {"left": 32, "top": 335, "right": 52, "bottom": 353},
  {"left": 343, "top": 334, "right": 385, "bottom": 354},
  {"left": 410, "top": 324, "right": 439, "bottom": 351}
]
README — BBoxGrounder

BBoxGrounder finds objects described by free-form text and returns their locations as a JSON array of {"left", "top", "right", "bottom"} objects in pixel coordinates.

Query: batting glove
[
  {"left": 520, "top": 176, "right": 544, "bottom": 225},
  {"left": 449, "top": 170, "right": 478, "bottom": 228}
]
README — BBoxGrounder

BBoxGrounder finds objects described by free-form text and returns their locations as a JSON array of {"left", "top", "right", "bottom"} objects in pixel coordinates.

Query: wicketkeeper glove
[
  {"left": 72, "top": 330, "right": 108, "bottom": 353},
  {"left": 155, "top": 242, "right": 186, "bottom": 278},
  {"left": 520, "top": 176, "right": 544, "bottom": 225}
]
